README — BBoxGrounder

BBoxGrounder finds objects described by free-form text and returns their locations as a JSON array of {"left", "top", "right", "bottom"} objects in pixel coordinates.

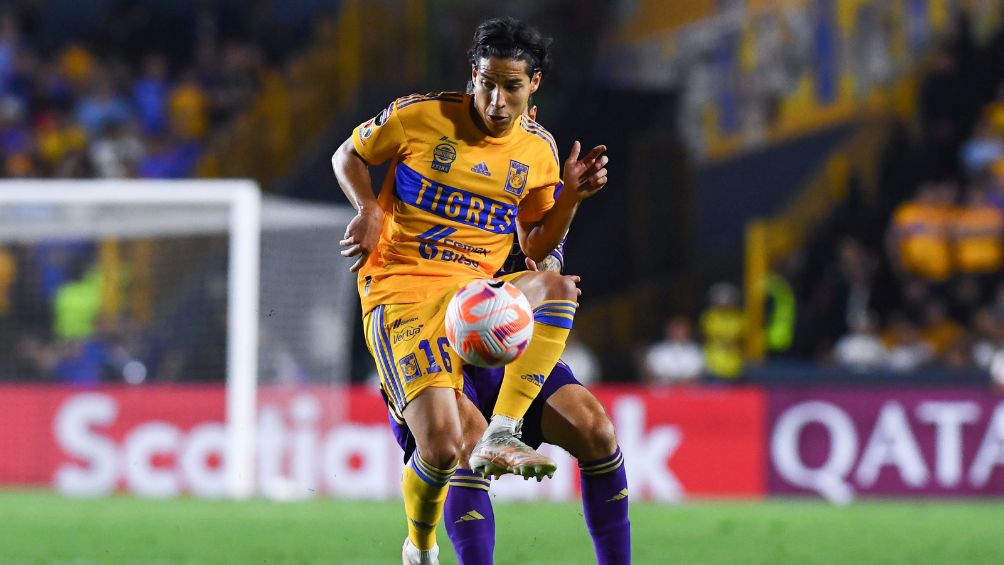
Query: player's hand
[
  {"left": 525, "top": 257, "right": 581, "bottom": 296},
  {"left": 562, "top": 141, "right": 608, "bottom": 201},
  {"left": 340, "top": 206, "right": 384, "bottom": 272},
  {"left": 526, "top": 104, "right": 538, "bottom": 121}
]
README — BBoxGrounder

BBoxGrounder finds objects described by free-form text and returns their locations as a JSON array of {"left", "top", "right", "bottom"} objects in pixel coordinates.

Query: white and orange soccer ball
[{"left": 445, "top": 279, "right": 534, "bottom": 368}]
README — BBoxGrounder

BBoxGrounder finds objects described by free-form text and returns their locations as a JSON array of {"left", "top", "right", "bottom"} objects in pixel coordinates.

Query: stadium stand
[
  {"left": 4, "top": 0, "right": 1004, "bottom": 388},
  {"left": 0, "top": 1, "right": 342, "bottom": 384},
  {"left": 750, "top": 13, "right": 1004, "bottom": 385}
]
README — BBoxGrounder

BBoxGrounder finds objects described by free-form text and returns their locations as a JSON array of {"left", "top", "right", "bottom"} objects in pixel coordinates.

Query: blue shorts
[{"left": 384, "top": 360, "right": 582, "bottom": 463}]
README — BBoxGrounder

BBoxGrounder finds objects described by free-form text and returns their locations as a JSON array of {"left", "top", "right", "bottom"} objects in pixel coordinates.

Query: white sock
[
  {"left": 405, "top": 539, "right": 439, "bottom": 564},
  {"left": 484, "top": 414, "right": 520, "bottom": 436}
]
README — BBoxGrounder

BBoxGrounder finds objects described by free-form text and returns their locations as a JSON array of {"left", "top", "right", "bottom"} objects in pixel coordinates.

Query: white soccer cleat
[
  {"left": 469, "top": 419, "right": 556, "bottom": 481},
  {"left": 402, "top": 538, "right": 439, "bottom": 565}
]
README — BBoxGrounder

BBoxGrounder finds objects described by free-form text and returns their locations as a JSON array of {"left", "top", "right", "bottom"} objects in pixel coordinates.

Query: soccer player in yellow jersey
[{"left": 331, "top": 17, "right": 608, "bottom": 565}]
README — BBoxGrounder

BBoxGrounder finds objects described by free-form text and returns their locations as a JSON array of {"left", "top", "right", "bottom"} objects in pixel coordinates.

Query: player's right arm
[
  {"left": 332, "top": 101, "right": 409, "bottom": 272},
  {"left": 333, "top": 137, "right": 383, "bottom": 272}
]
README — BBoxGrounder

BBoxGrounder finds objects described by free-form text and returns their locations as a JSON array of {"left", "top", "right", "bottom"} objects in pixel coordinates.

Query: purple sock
[
  {"left": 444, "top": 468, "right": 495, "bottom": 565},
  {"left": 579, "top": 447, "right": 632, "bottom": 565}
]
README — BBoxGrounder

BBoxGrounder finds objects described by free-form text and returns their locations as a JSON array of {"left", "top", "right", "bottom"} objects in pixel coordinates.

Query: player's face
[{"left": 470, "top": 57, "right": 540, "bottom": 137}]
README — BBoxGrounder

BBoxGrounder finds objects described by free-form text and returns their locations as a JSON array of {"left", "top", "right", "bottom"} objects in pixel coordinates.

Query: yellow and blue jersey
[{"left": 351, "top": 91, "right": 562, "bottom": 313}]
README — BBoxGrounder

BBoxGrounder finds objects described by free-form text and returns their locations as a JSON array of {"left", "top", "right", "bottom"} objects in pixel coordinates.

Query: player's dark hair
[{"left": 468, "top": 17, "right": 552, "bottom": 78}]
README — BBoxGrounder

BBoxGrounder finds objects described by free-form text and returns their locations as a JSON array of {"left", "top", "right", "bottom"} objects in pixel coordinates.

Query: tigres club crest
[
  {"left": 505, "top": 160, "right": 529, "bottom": 196},
  {"left": 399, "top": 353, "right": 422, "bottom": 382}
]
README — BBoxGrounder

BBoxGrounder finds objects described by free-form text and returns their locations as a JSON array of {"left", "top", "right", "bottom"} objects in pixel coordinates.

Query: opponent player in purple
[{"left": 385, "top": 222, "right": 631, "bottom": 565}]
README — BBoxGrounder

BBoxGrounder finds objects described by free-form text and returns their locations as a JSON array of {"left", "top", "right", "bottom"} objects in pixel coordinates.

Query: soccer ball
[{"left": 445, "top": 279, "right": 534, "bottom": 368}]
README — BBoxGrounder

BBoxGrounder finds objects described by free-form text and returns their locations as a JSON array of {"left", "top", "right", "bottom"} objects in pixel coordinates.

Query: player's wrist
[
  {"left": 357, "top": 201, "right": 382, "bottom": 216},
  {"left": 558, "top": 197, "right": 581, "bottom": 215},
  {"left": 555, "top": 187, "right": 582, "bottom": 208}
]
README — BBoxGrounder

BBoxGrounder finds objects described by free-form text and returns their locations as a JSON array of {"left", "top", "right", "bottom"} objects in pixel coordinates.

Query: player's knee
[
  {"left": 417, "top": 423, "right": 463, "bottom": 469},
  {"left": 422, "top": 435, "right": 462, "bottom": 470},
  {"left": 578, "top": 411, "right": 619, "bottom": 461}
]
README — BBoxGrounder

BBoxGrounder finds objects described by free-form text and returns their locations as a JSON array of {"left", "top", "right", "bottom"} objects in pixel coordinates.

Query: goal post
[
  {"left": 226, "top": 184, "right": 261, "bottom": 500},
  {"left": 0, "top": 180, "right": 357, "bottom": 499},
  {"left": 0, "top": 180, "right": 260, "bottom": 498}
]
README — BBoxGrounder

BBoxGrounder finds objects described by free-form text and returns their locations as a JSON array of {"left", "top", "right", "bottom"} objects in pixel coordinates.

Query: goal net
[{"left": 0, "top": 180, "right": 357, "bottom": 498}]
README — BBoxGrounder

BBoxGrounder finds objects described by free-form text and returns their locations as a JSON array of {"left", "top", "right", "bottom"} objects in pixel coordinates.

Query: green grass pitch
[{"left": 2, "top": 490, "right": 1003, "bottom": 564}]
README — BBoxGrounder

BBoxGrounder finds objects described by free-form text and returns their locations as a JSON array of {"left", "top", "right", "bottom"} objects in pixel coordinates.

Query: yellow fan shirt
[
  {"left": 351, "top": 92, "right": 562, "bottom": 314},
  {"left": 953, "top": 204, "right": 1004, "bottom": 274},
  {"left": 892, "top": 201, "right": 952, "bottom": 281}
]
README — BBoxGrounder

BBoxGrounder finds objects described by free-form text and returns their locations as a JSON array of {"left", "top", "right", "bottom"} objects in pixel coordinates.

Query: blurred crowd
[
  {"left": 0, "top": 2, "right": 326, "bottom": 384},
  {"left": 0, "top": 238, "right": 232, "bottom": 386},
  {"left": 635, "top": 282, "right": 744, "bottom": 386},
  {"left": 769, "top": 19, "right": 1004, "bottom": 387},
  {"left": 6, "top": 3, "right": 1004, "bottom": 388},
  {"left": 0, "top": 13, "right": 272, "bottom": 179},
  {"left": 628, "top": 13, "right": 1004, "bottom": 388}
]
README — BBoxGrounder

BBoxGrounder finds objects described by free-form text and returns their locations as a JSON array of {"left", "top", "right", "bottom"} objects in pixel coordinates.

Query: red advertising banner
[
  {"left": 0, "top": 384, "right": 766, "bottom": 500},
  {"left": 767, "top": 388, "right": 1004, "bottom": 502},
  {"left": 0, "top": 385, "right": 227, "bottom": 496},
  {"left": 591, "top": 386, "right": 765, "bottom": 499}
]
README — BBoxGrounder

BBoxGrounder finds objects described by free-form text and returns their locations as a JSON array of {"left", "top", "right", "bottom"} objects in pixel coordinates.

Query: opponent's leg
[
  {"left": 471, "top": 271, "right": 578, "bottom": 479},
  {"left": 400, "top": 387, "right": 462, "bottom": 563},
  {"left": 541, "top": 385, "right": 631, "bottom": 565},
  {"left": 444, "top": 394, "right": 495, "bottom": 565}
]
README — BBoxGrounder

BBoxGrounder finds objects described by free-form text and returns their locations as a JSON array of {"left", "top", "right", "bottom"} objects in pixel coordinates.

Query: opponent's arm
[
  {"left": 517, "top": 141, "right": 608, "bottom": 262},
  {"left": 332, "top": 137, "right": 383, "bottom": 272}
]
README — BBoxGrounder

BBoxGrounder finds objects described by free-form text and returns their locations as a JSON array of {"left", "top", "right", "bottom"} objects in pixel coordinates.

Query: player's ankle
[{"left": 484, "top": 414, "right": 520, "bottom": 436}]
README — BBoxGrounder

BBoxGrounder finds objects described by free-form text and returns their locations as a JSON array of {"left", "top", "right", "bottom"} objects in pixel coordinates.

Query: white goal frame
[{"left": 0, "top": 180, "right": 261, "bottom": 499}]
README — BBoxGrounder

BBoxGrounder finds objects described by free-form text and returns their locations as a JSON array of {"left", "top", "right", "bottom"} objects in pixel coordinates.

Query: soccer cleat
[
  {"left": 401, "top": 538, "right": 439, "bottom": 565},
  {"left": 469, "top": 420, "right": 557, "bottom": 480}
]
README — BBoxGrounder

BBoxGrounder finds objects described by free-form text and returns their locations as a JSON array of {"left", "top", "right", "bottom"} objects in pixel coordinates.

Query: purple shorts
[{"left": 384, "top": 360, "right": 581, "bottom": 463}]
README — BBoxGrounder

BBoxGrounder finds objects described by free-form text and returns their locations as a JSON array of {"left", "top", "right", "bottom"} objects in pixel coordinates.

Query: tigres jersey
[
  {"left": 351, "top": 91, "right": 562, "bottom": 314},
  {"left": 953, "top": 205, "right": 1004, "bottom": 273},
  {"left": 892, "top": 201, "right": 952, "bottom": 281}
]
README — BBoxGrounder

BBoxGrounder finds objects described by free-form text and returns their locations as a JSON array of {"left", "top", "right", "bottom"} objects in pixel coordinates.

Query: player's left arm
[{"left": 516, "top": 141, "right": 608, "bottom": 262}]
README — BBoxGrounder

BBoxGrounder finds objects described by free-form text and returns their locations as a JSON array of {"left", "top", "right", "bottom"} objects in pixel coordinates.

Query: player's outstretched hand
[
  {"left": 562, "top": 140, "right": 608, "bottom": 201},
  {"left": 340, "top": 206, "right": 384, "bottom": 272}
]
